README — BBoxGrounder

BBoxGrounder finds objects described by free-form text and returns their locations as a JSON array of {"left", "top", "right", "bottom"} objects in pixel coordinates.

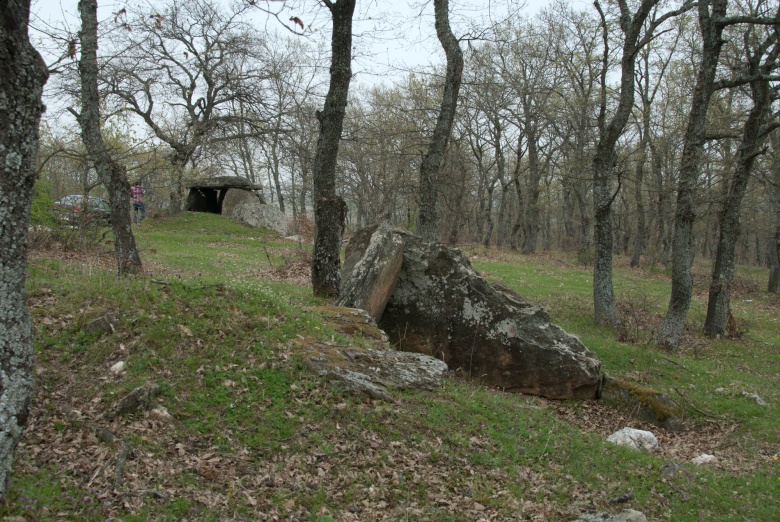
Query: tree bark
[
  {"left": 591, "top": 0, "right": 660, "bottom": 326},
  {"left": 508, "top": 132, "right": 525, "bottom": 251},
  {"left": 0, "top": 0, "right": 48, "bottom": 502},
  {"left": 704, "top": 39, "right": 775, "bottom": 336},
  {"left": 77, "top": 0, "right": 142, "bottom": 276},
  {"left": 769, "top": 134, "right": 780, "bottom": 293},
  {"left": 417, "top": 0, "right": 464, "bottom": 241},
  {"left": 522, "top": 123, "right": 542, "bottom": 254},
  {"left": 630, "top": 100, "right": 652, "bottom": 268},
  {"left": 656, "top": 0, "right": 727, "bottom": 349},
  {"left": 311, "top": 0, "right": 355, "bottom": 297}
]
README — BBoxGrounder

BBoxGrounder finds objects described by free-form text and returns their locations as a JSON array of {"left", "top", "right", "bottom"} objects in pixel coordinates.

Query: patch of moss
[{"left": 602, "top": 377, "right": 682, "bottom": 424}]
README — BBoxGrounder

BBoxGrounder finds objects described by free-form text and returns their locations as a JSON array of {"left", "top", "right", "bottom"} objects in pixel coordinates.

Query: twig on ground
[
  {"left": 150, "top": 279, "right": 172, "bottom": 285},
  {"left": 660, "top": 356, "right": 695, "bottom": 374},
  {"left": 672, "top": 386, "right": 725, "bottom": 419}
]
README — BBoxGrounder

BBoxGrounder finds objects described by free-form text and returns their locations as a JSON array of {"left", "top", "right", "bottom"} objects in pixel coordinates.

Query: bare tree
[
  {"left": 74, "top": 0, "right": 142, "bottom": 275},
  {"left": 0, "top": 0, "right": 48, "bottom": 502},
  {"left": 417, "top": 0, "right": 464, "bottom": 241},
  {"left": 106, "top": 0, "right": 269, "bottom": 213},
  {"left": 591, "top": 0, "right": 691, "bottom": 327},
  {"left": 704, "top": 13, "right": 779, "bottom": 337},
  {"left": 656, "top": 0, "right": 778, "bottom": 349},
  {"left": 629, "top": 22, "right": 681, "bottom": 268},
  {"left": 311, "top": 0, "right": 356, "bottom": 297}
]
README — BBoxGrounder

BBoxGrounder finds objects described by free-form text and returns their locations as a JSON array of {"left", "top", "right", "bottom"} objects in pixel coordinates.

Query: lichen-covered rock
[
  {"left": 600, "top": 376, "right": 683, "bottom": 431},
  {"left": 297, "top": 306, "right": 448, "bottom": 400},
  {"left": 110, "top": 383, "right": 161, "bottom": 418},
  {"left": 337, "top": 223, "right": 404, "bottom": 321},
  {"left": 306, "top": 306, "right": 389, "bottom": 344},
  {"left": 84, "top": 313, "right": 117, "bottom": 335},
  {"left": 222, "top": 189, "right": 287, "bottom": 235},
  {"left": 302, "top": 343, "right": 449, "bottom": 400},
  {"left": 343, "top": 225, "right": 601, "bottom": 399}
]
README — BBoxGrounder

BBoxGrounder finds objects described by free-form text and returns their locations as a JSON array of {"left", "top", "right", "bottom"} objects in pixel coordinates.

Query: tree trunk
[
  {"left": 509, "top": 135, "right": 525, "bottom": 251},
  {"left": 482, "top": 182, "right": 495, "bottom": 247},
  {"left": 630, "top": 158, "right": 646, "bottom": 268},
  {"left": 592, "top": 149, "right": 620, "bottom": 326},
  {"left": 169, "top": 154, "right": 186, "bottom": 215},
  {"left": 270, "top": 116, "right": 286, "bottom": 213},
  {"left": 704, "top": 51, "right": 774, "bottom": 336},
  {"left": 591, "top": 0, "right": 660, "bottom": 326},
  {"left": 0, "top": 0, "right": 48, "bottom": 502},
  {"left": 522, "top": 124, "right": 542, "bottom": 254},
  {"left": 631, "top": 106, "right": 651, "bottom": 268},
  {"left": 311, "top": 0, "right": 355, "bottom": 297},
  {"left": 575, "top": 186, "right": 592, "bottom": 255},
  {"left": 656, "top": 0, "right": 727, "bottom": 349},
  {"left": 769, "top": 134, "right": 780, "bottom": 293},
  {"left": 416, "top": 0, "right": 464, "bottom": 241},
  {"left": 77, "top": 0, "right": 142, "bottom": 276}
]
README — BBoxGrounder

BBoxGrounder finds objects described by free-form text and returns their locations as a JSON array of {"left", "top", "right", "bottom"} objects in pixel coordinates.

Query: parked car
[{"left": 53, "top": 195, "right": 111, "bottom": 224}]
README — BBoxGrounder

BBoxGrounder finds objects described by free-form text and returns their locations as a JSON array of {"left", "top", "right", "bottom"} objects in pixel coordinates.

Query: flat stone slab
[{"left": 336, "top": 223, "right": 404, "bottom": 321}]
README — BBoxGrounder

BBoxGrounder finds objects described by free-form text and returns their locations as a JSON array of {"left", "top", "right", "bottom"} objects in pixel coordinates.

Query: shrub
[{"left": 30, "top": 179, "right": 56, "bottom": 227}]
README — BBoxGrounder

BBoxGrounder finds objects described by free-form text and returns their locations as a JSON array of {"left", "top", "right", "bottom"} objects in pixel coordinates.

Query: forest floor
[{"left": 3, "top": 213, "right": 779, "bottom": 521}]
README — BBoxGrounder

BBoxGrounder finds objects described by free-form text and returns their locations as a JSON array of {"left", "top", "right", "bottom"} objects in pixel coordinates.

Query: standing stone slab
[
  {"left": 337, "top": 223, "right": 404, "bottom": 321},
  {"left": 340, "top": 225, "right": 602, "bottom": 400}
]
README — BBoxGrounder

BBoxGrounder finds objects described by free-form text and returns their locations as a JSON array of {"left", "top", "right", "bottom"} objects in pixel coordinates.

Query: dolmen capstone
[{"left": 337, "top": 223, "right": 602, "bottom": 400}]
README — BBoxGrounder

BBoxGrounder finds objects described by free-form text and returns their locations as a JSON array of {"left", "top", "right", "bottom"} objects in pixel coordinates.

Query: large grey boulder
[
  {"left": 222, "top": 189, "right": 288, "bottom": 236},
  {"left": 340, "top": 224, "right": 602, "bottom": 400},
  {"left": 336, "top": 223, "right": 404, "bottom": 321}
]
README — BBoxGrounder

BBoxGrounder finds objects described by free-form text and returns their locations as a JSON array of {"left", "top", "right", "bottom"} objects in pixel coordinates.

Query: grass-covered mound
[{"left": 4, "top": 213, "right": 779, "bottom": 521}]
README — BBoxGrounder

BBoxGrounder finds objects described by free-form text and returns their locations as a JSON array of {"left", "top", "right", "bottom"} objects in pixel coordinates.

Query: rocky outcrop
[
  {"left": 339, "top": 224, "right": 602, "bottom": 400},
  {"left": 297, "top": 306, "right": 448, "bottom": 400},
  {"left": 336, "top": 223, "right": 404, "bottom": 321}
]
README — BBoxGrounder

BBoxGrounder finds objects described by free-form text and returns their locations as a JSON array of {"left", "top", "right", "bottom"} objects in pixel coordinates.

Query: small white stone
[
  {"left": 692, "top": 453, "right": 718, "bottom": 465},
  {"left": 741, "top": 391, "right": 768, "bottom": 406},
  {"left": 150, "top": 406, "right": 172, "bottom": 419},
  {"left": 607, "top": 427, "right": 658, "bottom": 452},
  {"left": 110, "top": 361, "right": 125, "bottom": 373}
]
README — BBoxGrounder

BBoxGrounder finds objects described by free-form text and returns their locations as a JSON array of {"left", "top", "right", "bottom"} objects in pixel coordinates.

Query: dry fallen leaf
[{"left": 178, "top": 324, "right": 193, "bottom": 337}]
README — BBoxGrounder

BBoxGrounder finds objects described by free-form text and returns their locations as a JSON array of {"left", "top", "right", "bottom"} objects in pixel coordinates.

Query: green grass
[{"left": 5, "top": 213, "right": 780, "bottom": 520}]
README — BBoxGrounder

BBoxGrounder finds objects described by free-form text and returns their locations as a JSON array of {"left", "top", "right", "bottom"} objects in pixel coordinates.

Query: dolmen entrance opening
[{"left": 185, "top": 176, "right": 265, "bottom": 214}]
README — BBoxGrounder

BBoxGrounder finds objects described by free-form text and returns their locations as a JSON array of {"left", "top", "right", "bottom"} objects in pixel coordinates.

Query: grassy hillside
[{"left": 4, "top": 213, "right": 779, "bottom": 521}]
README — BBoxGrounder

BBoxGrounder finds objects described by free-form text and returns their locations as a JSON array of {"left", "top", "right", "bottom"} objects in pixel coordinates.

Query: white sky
[{"left": 30, "top": 0, "right": 561, "bottom": 89}]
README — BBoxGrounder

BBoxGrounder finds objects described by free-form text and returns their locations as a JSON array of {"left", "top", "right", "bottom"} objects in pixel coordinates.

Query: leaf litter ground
[{"left": 5, "top": 236, "right": 780, "bottom": 521}]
